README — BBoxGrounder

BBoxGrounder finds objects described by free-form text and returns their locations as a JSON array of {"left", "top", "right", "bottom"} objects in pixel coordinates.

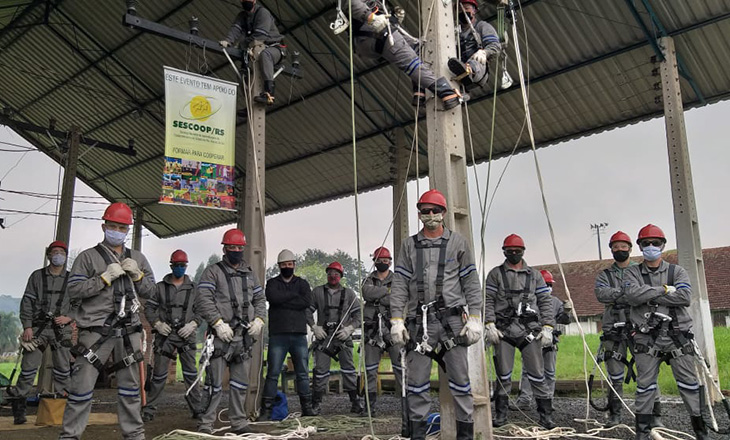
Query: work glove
[
  {"left": 335, "top": 325, "right": 355, "bottom": 341},
  {"left": 484, "top": 322, "right": 503, "bottom": 346},
  {"left": 177, "top": 321, "right": 198, "bottom": 339},
  {"left": 471, "top": 49, "right": 487, "bottom": 65},
  {"left": 368, "top": 13, "right": 389, "bottom": 32},
  {"left": 539, "top": 325, "right": 554, "bottom": 348},
  {"left": 121, "top": 258, "right": 144, "bottom": 281},
  {"left": 663, "top": 285, "right": 677, "bottom": 294},
  {"left": 248, "top": 317, "right": 265, "bottom": 337},
  {"left": 154, "top": 321, "right": 172, "bottom": 336},
  {"left": 563, "top": 299, "right": 573, "bottom": 313},
  {"left": 459, "top": 315, "right": 483, "bottom": 346},
  {"left": 100, "top": 263, "right": 125, "bottom": 286},
  {"left": 213, "top": 320, "right": 234, "bottom": 343},
  {"left": 312, "top": 325, "right": 327, "bottom": 341},
  {"left": 390, "top": 318, "right": 410, "bottom": 346},
  {"left": 19, "top": 337, "right": 38, "bottom": 352},
  {"left": 220, "top": 40, "right": 230, "bottom": 48}
]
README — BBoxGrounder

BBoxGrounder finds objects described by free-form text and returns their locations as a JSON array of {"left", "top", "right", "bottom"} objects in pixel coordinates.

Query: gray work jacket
[{"left": 194, "top": 259, "right": 266, "bottom": 326}]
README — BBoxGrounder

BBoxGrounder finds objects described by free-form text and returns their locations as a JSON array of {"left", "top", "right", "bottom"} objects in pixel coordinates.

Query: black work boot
[
  {"left": 311, "top": 390, "right": 323, "bottom": 414},
  {"left": 634, "top": 413, "right": 653, "bottom": 440},
  {"left": 258, "top": 396, "right": 274, "bottom": 421},
  {"left": 492, "top": 395, "right": 509, "bottom": 427},
  {"left": 299, "top": 393, "right": 317, "bottom": 416},
  {"left": 605, "top": 392, "right": 622, "bottom": 428},
  {"left": 409, "top": 420, "right": 429, "bottom": 440},
  {"left": 11, "top": 397, "right": 27, "bottom": 425},
  {"left": 431, "top": 77, "right": 461, "bottom": 110},
  {"left": 650, "top": 401, "right": 664, "bottom": 428},
  {"left": 456, "top": 420, "right": 474, "bottom": 440},
  {"left": 254, "top": 80, "right": 275, "bottom": 105},
  {"left": 361, "top": 392, "right": 376, "bottom": 417},
  {"left": 447, "top": 58, "right": 474, "bottom": 87},
  {"left": 536, "top": 398, "right": 556, "bottom": 430},
  {"left": 348, "top": 390, "right": 363, "bottom": 414},
  {"left": 690, "top": 415, "right": 710, "bottom": 440}
]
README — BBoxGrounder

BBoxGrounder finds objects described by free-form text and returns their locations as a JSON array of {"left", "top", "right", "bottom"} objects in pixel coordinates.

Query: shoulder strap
[
  {"left": 216, "top": 261, "right": 240, "bottom": 311},
  {"left": 95, "top": 244, "right": 114, "bottom": 265},
  {"left": 667, "top": 264, "right": 675, "bottom": 286},
  {"left": 54, "top": 272, "right": 69, "bottom": 315},
  {"left": 412, "top": 235, "right": 450, "bottom": 302},
  {"left": 603, "top": 268, "right": 615, "bottom": 288}
]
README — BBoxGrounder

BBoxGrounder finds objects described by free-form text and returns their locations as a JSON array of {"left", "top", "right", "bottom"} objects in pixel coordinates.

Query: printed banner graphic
[{"left": 161, "top": 67, "right": 237, "bottom": 210}]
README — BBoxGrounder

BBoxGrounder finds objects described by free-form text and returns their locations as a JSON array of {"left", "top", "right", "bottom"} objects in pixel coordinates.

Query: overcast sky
[{"left": 1, "top": 100, "right": 729, "bottom": 297}]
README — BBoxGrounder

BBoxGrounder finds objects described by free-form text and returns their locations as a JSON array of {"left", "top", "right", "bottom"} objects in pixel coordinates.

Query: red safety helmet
[
  {"left": 327, "top": 261, "right": 344, "bottom": 275},
  {"left": 460, "top": 0, "right": 479, "bottom": 8},
  {"left": 608, "top": 231, "right": 632, "bottom": 248},
  {"left": 540, "top": 269, "right": 554, "bottom": 285},
  {"left": 102, "top": 202, "right": 134, "bottom": 225},
  {"left": 46, "top": 240, "right": 68, "bottom": 254},
  {"left": 372, "top": 246, "right": 392, "bottom": 260},
  {"left": 502, "top": 234, "right": 526, "bottom": 249},
  {"left": 221, "top": 228, "right": 247, "bottom": 246},
  {"left": 417, "top": 189, "right": 447, "bottom": 210},
  {"left": 170, "top": 249, "right": 189, "bottom": 264},
  {"left": 636, "top": 224, "right": 666, "bottom": 244}
]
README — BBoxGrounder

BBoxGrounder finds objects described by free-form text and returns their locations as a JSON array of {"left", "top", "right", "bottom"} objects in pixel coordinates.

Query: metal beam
[{"left": 0, "top": 0, "right": 44, "bottom": 44}]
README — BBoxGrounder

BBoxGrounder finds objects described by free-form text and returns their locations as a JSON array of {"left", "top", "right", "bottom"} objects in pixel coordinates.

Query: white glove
[
  {"left": 459, "top": 315, "right": 483, "bottom": 346},
  {"left": 213, "top": 320, "right": 234, "bottom": 342},
  {"left": 335, "top": 325, "right": 355, "bottom": 341},
  {"left": 121, "top": 258, "right": 144, "bottom": 281},
  {"left": 154, "top": 321, "right": 172, "bottom": 336},
  {"left": 312, "top": 325, "right": 327, "bottom": 340},
  {"left": 368, "top": 13, "right": 389, "bottom": 32},
  {"left": 220, "top": 40, "right": 230, "bottom": 48},
  {"left": 664, "top": 285, "right": 677, "bottom": 294},
  {"left": 20, "top": 337, "right": 38, "bottom": 352},
  {"left": 177, "top": 321, "right": 198, "bottom": 339},
  {"left": 390, "top": 318, "right": 410, "bottom": 346},
  {"left": 484, "top": 322, "right": 503, "bottom": 346},
  {"left": 248, "top": 317, "right": 265, "bottom": 337},
  {"left": 563, "top": 299, "right": 573, "bottom": 312},
  {"left": 471, "top": 49, "right": 487, "bottom": 65},
  {"left": 540, "top": 325, "right": 554, "bottom": 348},
  {"left": 100, "top": 263, "right": 125, "bottom": 285}
]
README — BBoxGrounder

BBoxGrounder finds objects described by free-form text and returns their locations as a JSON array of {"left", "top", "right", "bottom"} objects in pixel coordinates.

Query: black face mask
[
  {"left": 504, "top": 252, "right": 523, "bottom": 265},
  {"left": 241, "top": 1, "right": 254, "bottom": 12},
  {"left": 458, "top": 12, "right": 473, "bottom": 24},
  {"left": 226, "top": 250, "right": 243, "bottom": 265},
  {"left": 612, "top": 250, "right": 630, "bottom": 263},
  {"left": 375, "top": 262, "right": 390, "bottom": 273},
  {"left": 280, "top": 267, "right": 294, "bottom": 278}
]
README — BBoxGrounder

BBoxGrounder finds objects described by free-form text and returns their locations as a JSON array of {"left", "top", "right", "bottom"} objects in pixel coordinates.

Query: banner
[{"left": 160, "top": 67, "right": 237, "bottom": 210}]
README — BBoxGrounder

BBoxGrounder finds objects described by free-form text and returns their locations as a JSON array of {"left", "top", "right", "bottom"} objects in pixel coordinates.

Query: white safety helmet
[{"left": 277, "top": 249, "right": 296, "bottom": 264}]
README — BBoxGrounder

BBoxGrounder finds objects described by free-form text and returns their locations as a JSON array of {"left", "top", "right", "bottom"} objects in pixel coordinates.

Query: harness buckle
[
  {"left": 647, "top": 345, "right": 661, "bottom": 358},
  {"left": 610, "top": 351, "right": 624, "bottom": 362},
  {"left": 442, "top": 338, "right": 457, "bottom": 351},
  {"left": 113, "top": 328, "right": 124, "bottom": 338},
  {"left": 122, "top": 354, "right": 136, "bottom": 367},
  {"left": 84, "top": 350, "right": 99, "bottom": 365},
  {"left": 669, "top": 347, "right": 684, "bottom": 359},
  {"left": 131, "top": 299, "right": 141, "bottom": 314},
  {"left": 524, "top": 332, "right": 536, "bottom": 344},
  {"left": 613, "top": 322, "right": 626, "bottom": 328}
]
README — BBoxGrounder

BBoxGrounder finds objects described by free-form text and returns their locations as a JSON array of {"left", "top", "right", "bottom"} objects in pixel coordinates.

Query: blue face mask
[
  {"left": 104, "top": 229, "right": 127, "bottom": 246},
  {"left": 642, "top": 245, "right": 663, "bottom": 262},
  {"left": 172, "top": 266, "right": 186, "bottom": 278}
]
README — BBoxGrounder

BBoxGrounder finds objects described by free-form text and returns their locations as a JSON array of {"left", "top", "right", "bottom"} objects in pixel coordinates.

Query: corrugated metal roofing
[{"left": 1, "top": 0, "right": 729, "bottom": 237}]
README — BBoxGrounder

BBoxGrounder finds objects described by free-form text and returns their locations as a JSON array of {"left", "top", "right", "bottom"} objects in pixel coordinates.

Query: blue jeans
[{"left": 263, "top": 334, "right": 311, "bottom": 398}]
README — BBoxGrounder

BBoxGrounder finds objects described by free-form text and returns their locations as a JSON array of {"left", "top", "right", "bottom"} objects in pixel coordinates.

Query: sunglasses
[
  {"left": 171, "top": 263, "right": 187, "bottom": 268},
  {"left": 419, "top": 207, "right": 444, "bottom": 215},
  {"left": 504, "top": 249, "right": 523, "bottom": 255},
  {"left": 640, "top": 240, "right": 663, "bottom": 247}
]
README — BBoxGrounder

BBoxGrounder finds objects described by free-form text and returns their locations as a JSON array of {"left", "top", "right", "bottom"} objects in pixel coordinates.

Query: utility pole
[
  {"left": 392, "top": 128, "right": 410, "bottom": 260},
  {"left": 590, "top": 222, "right": 608, "bottom": 260},
  {"left": 132, "top": 206, "right": 143, "bottom": 251}
]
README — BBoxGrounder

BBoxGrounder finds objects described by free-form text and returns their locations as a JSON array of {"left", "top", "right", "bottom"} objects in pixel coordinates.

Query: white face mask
[
  {"left": 104, "top": 229, "right": 127, "bottom": 246},
  {"left": 642, "top": 245, "right": 663, "bottom": 262},
  {"left": 50, "top": 254, "right": 66, "bottom": 267},
  {"left": 420, "top": 212, "right": 444, "bottom": 230}
]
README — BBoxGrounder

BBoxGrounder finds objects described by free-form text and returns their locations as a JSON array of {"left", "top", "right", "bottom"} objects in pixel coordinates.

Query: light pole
[{"left": 590, "top": 223, "right": 609, "bottom": 260}]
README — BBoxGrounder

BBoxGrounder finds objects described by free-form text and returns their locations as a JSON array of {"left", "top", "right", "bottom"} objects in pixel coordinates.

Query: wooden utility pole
[
  {"left": 393, "top": 128, "right": 410, "bottom": 259},
  {"left": 421, "top": 2, "right": 492, "bottom": 438},
  {"left": 659, "top": 36, "right": 719, "bottom": 397}
]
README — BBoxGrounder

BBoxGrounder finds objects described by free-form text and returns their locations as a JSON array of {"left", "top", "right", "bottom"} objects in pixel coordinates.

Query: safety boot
[
  {"left": 258, "top": 396, "right": 274, "bottom": 421},
  {"left": 299, "top": 393, "right": 318, "bottom": 416},
  {"left": 650, "top": 401, "right": 664, "bottom": 428},
  {"left": 690, "top": 415, "right": 710, "bottom": 440},
  {"left": 431, "top": 77, "right": 461, "bottom": 110},
  {"left": 311, "top": 390, "right": 323, "bottom": 414},
  {"left": 447, "top": 58, "right": 474, "bottom": 87},
  {"left": 11, "top": 397, "right": 27, "bottom": 425},
  {"left": 536, "top": 398, "right": 556, "bottom": 430},
  {"left": 492, "top": 395, "right": 509, "bottom": 427},
  {"left": 230, "top": 425, "right": 252, "bottom": 434},
  {"left": 456, "top": 420, "right": 474, "bottom": 440},
  {"left": 254, "top": 80, "right": 275, "bottom": 105},
  {"left": 634, "top": 413, "right": 653, "bottom": 440},
  {"left": 605, "top": 392, "right": 622, "bottom": 428},
  {"left": 409, "top": 420, "right": 429, "bottom": 440},
  {"left": 348, "top": 390, "right": 363, "bottom": 414},
  {"left": 360, "top": 392, "right": 376, "bottom": 417}
]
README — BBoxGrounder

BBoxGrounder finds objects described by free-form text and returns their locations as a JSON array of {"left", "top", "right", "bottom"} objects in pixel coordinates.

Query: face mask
[
  {"left": 612, "top": 250, "right": 630, "bottom": 262},
  {"left": 241, "top": 1, "right": 254, "bottom": 11},
  {"left": 104, "top": 229, "right": 127, "bottom": 246},
  {"left": 226, "top": 250, "right": 244, "bottom": 265},
  {"left": 642, "top": 246, "right": 662, "bottom": 262},
  {"left": 50, "top": 254, "right": 66, "bottom": 267},
  {"left": 458, "top": 12, "right": 473, "bottom": 24},
  {"left": 280, "top": 267, "right": 294, "bottom": 278},
  {"left": 420, "top": 213, "right": 444, "bottom": 230},
  {"left": 375, "top": 262, "right": 390, "bottom": 273},
  {"left": 172, "top": 266, "right": 186, "bottom": 278},
  {"left": 327, "top": 273, "right": 341, "bottom": 286},
  {"left": 504, "top": 251, "right": 523, "bottom": 265}
]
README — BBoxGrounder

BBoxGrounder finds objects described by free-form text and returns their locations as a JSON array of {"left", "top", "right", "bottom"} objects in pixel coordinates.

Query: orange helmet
[
  {"left": 608, "top": 231, "right": 632, "bottom": 248},
  {"left": 502, "top": 234, "right": 525, "bottom": 249},
  {"left": 102, "top": 202, "right": 133, "bottom": 225},
  {"left": 540, "top": 269, "right": 554, "bottom": 285},
  {"left": 170, "top": 249, "right": 189, "bottom": 264},
  {"left": 636, "top": 224, "right": 666, "bottom": 244},
  {"left": 326, "top": 261, "right": 344, "bottom": 275},
  {"left": 372, "top": 246, "right": 392, "bottom": 260},
  {"left": 417, "top": 189, "right": 447, "bottom": 210},
  {"left": 222, "top": 228, "right": 246, "bottom": 246}
]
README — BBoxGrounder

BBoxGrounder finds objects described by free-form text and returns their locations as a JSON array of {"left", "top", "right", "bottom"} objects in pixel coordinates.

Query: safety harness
[
  {"left": 210, "top": 261, "right": 254, "bottom": 363},
  {"left": 597, "top": 268, "right": 636, "bottom": 383},
  {"left": 72, "top": 245, "right": 144, "bottom": 373},
  {"left": 314, "top": 285, "right": 348, "bottom": 360},
  {"left": 494, "top": 265, "right": 541, "bottom": 350},
  {"left": 154, "top": 283, "right": 196, "bottom": 360},
  {"left": 34, "top": 270, "right": 71, "bottom": 350},
  {"left": 364, "top": 276, "right": 392, "bottom": 350}
]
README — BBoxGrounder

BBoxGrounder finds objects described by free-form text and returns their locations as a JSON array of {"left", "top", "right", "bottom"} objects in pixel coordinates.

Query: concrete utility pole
[
  {"left": 590, "top": 222, "right": 609, "bottom": 260},
  {"left": 421, "top": 2, "right": 492, "bottom": 437},
  {"left": 659, "top": 36, "right": 719, "bottom": 398},
  {"left": 132, "top": 207, "right": 144, "bottom": 251},
  {"left": 393, "top": 128, "right": 410, "bottom": 260}
]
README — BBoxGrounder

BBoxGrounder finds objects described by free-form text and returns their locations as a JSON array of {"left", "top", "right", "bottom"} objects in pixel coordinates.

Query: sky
[{"left": 1, "top": 100, "right": 729, "bottom": 297}]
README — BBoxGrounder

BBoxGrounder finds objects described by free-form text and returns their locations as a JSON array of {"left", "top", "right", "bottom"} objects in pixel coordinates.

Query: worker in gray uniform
[
  {"left": 308, "top": 261, "right": 362, "bottom": 414},
  {"left": 624, "top": 224, "right": 708, "bottom": 440},
  {"left": 59, "top": 202, "right": 156, "bottom": 440},
  {"left": 220, "top": 0, "right": 285, "bottom": 105},
  {"left": 362, "top": 246, "right": 402, "bottom": 418},
  {"left": 390, "top": 189, "right": 483, "bottom": 440},
  {"left": 10, "top": 240, "right": 73, "bottom": 425},
  {"left": 484, "top": 233, "right": 556, "bottom": 429},
  {"left": 513, "top": 269, "right": 571, "bottom": 409},
  {"left": 141, "top": 249, "right": 201, "bottom": 421},
  {"left": 349, "top": 0, "right": 462, "bottom": 110},
  {"left": 194, "top": 228, "right": 266, "bottom": 434}
]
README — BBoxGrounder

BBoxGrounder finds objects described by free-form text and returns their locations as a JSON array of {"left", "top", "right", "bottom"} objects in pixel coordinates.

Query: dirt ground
[{"left": 2, "top": 383, "right": 729, "bottom": 439}]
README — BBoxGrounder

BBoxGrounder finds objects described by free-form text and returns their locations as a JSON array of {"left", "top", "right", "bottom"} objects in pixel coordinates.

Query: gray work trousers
[
  {"left": 465, "top": 59, "right": 489, "bottom": 88},
  {"left": 313, "top": 337, "right": 357, "bottom": 393},
  {"left": 494, "top": 337, "right": 550, "bottom": 399},
  {"left": 633, "top": 334, "right": 700, "bottom": 416},
  {"left": 406, "top": 313, "right": 474, "bottom": 423},
  {"left": 259, "top": 46, "right": 283, "bottom": 82},
  {"left": 363, "top": 340, "right": 403, "bottom": 395},
  {"left": 355, "top": 28, "right": 437, "bottom": 91},
  {"left": 198, "top": 338, "right": 252, "bottom": 432},
  {"left": 16, "top": 327, "right": 72, "bottom": 396},
  {"left": 142, "top": 338, "right": 200, "bottom": 417},
  {"left": 59, "top": 329, "right": 144, "bottom": 440},
  {"left": 518, "top": 345, "right": 557, "bottom": 399}
]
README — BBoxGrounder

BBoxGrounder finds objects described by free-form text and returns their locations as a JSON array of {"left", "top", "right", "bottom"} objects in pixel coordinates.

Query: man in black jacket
[{"left": 260, "top": 249, "right": 317, "bottom": 419}]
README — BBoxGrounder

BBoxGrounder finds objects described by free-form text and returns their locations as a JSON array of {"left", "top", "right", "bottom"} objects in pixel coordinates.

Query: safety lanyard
[{"left": 94, "top": 244, "right": 134, "bottom": 320}]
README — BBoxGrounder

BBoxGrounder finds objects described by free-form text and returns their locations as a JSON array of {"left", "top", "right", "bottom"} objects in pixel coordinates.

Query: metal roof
[{"left": 1, "top": 0, "right": 729, "bottom": 238}]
